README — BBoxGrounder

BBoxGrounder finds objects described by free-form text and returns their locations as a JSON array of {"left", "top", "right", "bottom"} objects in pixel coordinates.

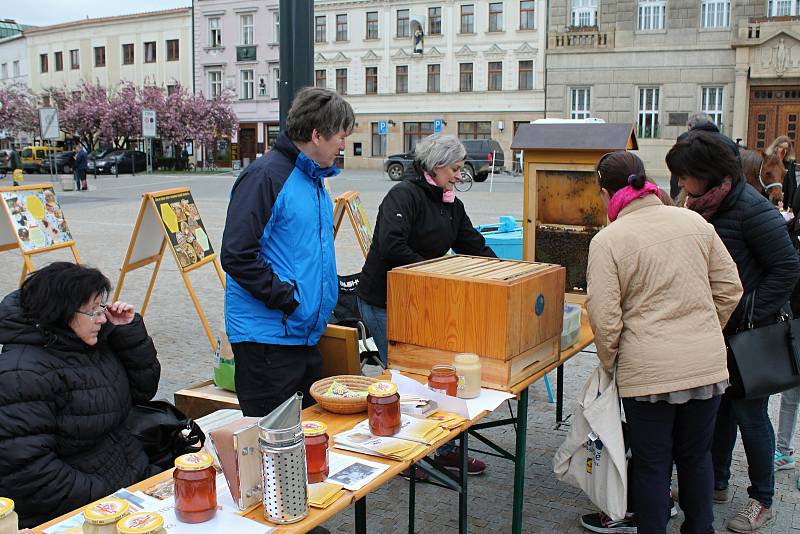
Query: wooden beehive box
[{"left": 387, "top": 255, "right": 566, "bottom": 390}]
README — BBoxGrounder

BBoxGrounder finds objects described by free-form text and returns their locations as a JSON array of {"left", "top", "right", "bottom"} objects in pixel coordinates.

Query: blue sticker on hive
[{"left": 535, "top": 294, "right": 545, "bottom": 316}]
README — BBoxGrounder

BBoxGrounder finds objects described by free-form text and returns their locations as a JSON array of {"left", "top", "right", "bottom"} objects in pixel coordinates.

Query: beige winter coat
[{"left": 586, "top": 195, "right": 743, "bottom": 398}]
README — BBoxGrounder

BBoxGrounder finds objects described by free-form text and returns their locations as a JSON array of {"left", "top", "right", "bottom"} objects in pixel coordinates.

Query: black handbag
[
  {"left": 727, "top": 292, "right": 800, "bottom": 399},
  {"left": 125, "top": 400, "right": 205, "bottom": 471}
]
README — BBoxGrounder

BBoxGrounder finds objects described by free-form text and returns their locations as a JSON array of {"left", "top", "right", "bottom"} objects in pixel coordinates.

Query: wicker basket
[{"left": 310, "top": 375, "right": 379, "bottom": 414}]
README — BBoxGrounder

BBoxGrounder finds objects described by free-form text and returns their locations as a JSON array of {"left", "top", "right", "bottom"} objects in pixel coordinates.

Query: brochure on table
[{"left": 389, "top": 370, "right": 515, "bottom": 419}]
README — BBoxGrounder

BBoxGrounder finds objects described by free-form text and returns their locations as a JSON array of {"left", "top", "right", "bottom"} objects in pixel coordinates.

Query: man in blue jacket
[{"left": 221, "top": 87, "right": 354, "bottom": 416}]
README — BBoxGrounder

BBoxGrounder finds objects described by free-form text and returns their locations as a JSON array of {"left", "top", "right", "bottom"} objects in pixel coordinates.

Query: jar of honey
[
  {"left": 428, "top": 365, "right": 459, "bottom": 397},
  {"left": 367, "top": 381, "right": 401, "bottom": 436},
  {"left": 173, "top": 452, "right": 217, "bottom": 523},
  {"left": 116, "top": 512, "right": 165, "bottom": 534},
  {"left": 303, "top": 420, "right": 330, "bottom": 483},
  {"left": 0, "top": 497, "right": 18, "bottom": 534},
  {"left": 453, "top": 353, "right": 482, "bottom": 399},
  {"left": 82, "top": 498, "right": 130, "bottom": 534}
]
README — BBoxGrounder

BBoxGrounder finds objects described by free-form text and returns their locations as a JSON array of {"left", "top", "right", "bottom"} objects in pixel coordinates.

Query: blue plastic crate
[{"left": 476, "top": 216, "right": 523, "bottom": 260}]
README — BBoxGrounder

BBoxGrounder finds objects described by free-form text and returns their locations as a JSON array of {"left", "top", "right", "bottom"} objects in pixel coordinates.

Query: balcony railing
[
  {"left": 550, "top": 28, "right": 613, "bottom": 49},
  {"left": 738, "top": 16, "right": 800, "bottom": 41},
  {"left": 236, "top": 45, "right": 257, "bottom": 62}
]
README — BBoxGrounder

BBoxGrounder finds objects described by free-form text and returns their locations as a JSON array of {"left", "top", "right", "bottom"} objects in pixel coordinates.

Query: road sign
[
  {"left": 39, "top": 108, "right": 60, "bottom": 140},
  {"left": 434, "top": 119, "right": 443, "bottom": 133},
  {"left": 378, "top": 121, "right": 388, "bottom": 136},
  {"left": 142, "top": 110, "right": 157, "bottom": 138}
]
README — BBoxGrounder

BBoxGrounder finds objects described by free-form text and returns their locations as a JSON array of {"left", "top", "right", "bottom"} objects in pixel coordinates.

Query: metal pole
[
  {"left": 489, "top": 149, "right": 496, "bottom": 193},
  {"left": 279, "top": 0, "right": 314, "bottom": 131},
  {"left": 511, "top": 387, "right": 529, "bottom": 534}
]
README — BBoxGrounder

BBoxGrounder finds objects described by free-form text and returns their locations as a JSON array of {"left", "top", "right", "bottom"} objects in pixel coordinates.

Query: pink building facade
[{"left": 193, "top": 0, "right": 280, "bottom": 166}]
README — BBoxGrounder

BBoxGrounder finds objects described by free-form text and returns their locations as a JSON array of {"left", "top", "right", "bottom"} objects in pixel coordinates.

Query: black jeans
[
  {"left": 623, "top": 396, "right": 721, "bottom": 534},
  {"left": 712, "top": 393, "right": 775, "bottom": 508},
  {"left": 231, "top": 342, "right": 322, "bottom": 417}
]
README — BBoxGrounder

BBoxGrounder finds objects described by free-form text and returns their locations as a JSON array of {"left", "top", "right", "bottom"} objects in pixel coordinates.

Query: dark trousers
[
  {"left": 712, "top": 393, "right": 775, "bottom": 508},
  {"left": 231, "top": 342, "right": 322, "bottom": 417},
  {"left": 623, "top": 396, "right": 721, "bottom": 534},
  {"left": 74, "top": 168, "right": 86, "bottom": 189}
]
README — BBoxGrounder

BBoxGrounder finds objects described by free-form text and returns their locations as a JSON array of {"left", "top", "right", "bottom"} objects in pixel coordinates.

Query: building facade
[
  {"left": 0, "top": 33, "right": 28, "bottom": 88},
  {"left": 193, "top": 0, "right": 281, "bottom": 166},
  {"left": 26, "top": 8, "right": 193, "bottom": 97},
  {"left": 546, "top": 0, "right": 800, "bottom": 176},
  {"left": 314, "top": 0, "right": 547, "bottom": 170}
]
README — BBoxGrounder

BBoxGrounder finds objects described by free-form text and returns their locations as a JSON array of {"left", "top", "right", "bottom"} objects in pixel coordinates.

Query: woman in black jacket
[
  {"left": 0, "top": 262, "right": 161, "bottom": 528},
  {"left": 667, "top": 130, "right": 800, "bottom": 533},
  {"left": 358, "top": 134, "right": 495, "bottom": 474}
]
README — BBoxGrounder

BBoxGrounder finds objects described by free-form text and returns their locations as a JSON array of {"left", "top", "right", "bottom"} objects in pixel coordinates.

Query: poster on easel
[
  {"left": 332, "top": 191, "right": 373, "bottom": 258},
  {"left": 114, "top": 187, "right": 225, "bottom": 349},
  {"left": 0, "top": 184, "right": 81, "bottom": 286}
]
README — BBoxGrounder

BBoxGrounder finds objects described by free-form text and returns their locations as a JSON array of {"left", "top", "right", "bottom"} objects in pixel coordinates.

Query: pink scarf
[
  {"left": 607, "top": 181, "right": 660, "bottom": 222},
  {"left": 424, "top": 173, "right": 455, "bottom": 203}
]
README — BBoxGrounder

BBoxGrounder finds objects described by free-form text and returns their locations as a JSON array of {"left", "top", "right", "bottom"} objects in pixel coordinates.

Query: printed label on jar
[{"left": 457, "top": 375, "right": 465, "bottom": 394}]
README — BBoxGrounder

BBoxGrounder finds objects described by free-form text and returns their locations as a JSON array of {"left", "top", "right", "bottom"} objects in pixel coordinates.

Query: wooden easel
[
  {"left": 332, "top": 191, "right": 373, "bottom": 258},
  {"left": 0, "top": 183, "right": 81, "bottom": 286},
  {"left": 113, "top": 187, "right": 225, "bottom": 349}
]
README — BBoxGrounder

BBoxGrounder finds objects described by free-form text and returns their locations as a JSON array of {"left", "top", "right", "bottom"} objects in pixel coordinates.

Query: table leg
[
  {"left": 459, "top": 432, "right": 469, "bottom": 534},
  {"left": 512, "top": 387, "right": 529, "bottom": 534},
  {"left": 556, "top": 363, "right": 564, "bottom": 424},
  {"left": 408, "top": 464, "right": 416, "bottom": 534},
  {"left": 355, "top": 496, "right": 366, "bottom": 534}
]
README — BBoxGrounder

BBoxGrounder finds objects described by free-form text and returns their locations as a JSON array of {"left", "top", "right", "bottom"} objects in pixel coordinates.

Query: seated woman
[
  {"left": 357, "top": 133, "right": 496, "bottom": 474},
  {"left": 587, "top": 151, "right": 742, "bottom": 534},
  {"left": 0, "top": 262, "right": 161, "bottom": 528}
]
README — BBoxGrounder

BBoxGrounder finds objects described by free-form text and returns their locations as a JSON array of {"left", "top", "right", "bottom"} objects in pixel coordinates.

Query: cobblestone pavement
[{"left": 0, "top": 170, "right": 796, "bottom": 533}]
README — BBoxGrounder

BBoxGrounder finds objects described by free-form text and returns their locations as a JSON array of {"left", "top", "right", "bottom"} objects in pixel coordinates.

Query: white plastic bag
[{"left": 553, "top": 365, "right": 627, "bottom": 520}]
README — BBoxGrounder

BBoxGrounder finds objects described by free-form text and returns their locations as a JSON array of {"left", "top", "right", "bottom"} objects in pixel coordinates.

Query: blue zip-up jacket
[{"left": 221, "top": 133, "right": 339, "bottom": 346}]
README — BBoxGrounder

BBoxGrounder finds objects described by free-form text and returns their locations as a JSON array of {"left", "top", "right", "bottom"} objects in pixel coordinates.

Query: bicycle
[{"left": 454, "top": 168, "right": 474, "bottom": 192}]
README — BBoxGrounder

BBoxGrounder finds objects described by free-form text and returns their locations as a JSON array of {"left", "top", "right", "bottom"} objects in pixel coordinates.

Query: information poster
[
  {"left": 152, "top": 191, "right": 213, "bottom": 269},
  {"left": 2, "top": 187, "right": 73, "bottom": 251}
]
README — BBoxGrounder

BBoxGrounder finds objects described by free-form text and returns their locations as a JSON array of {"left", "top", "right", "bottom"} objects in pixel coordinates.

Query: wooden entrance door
[
  {"left": 748, "top": 87, "right": 800, "bottom": 149},
  {"left": 239, "top": 127, "right": 257, "bottom": 162}
]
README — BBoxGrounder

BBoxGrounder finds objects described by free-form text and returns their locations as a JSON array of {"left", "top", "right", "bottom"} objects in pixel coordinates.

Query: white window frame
[
  {"left": 572, "top": 0, "right": 598, "bottom": 27},
  {"left": 1, "top": 63, "right": 7, "bottom": 79},
  {"left": 240, "top": 14, "right": 254, "bottom": 45},
  {"left": 768, "top": 0, "right": 800, "bottom": 16},
  {"left": 12, "top": 60, "right": 19, "bottom": 77},
  {"left": 638, "top": 87, "right": 661, "bottom": 139},
  {"left": 489, "top": 3, "right": 504, "bottom": 32},
  {"left": 701, "top": 86, "right": 724, "bottom": 130},
  {"left": 241, "top": 69, "right": 254, "bottom": 100},
  {"left": 208, "top": 70, "right": 222, "bottom": 97},
  {"left": 273, "top": 11, "right": 280, "bottom": 44},
  {"left": 570, "top": 87, "right": 591, "bottom": 119},
  {"left": 520, "top": 0, "right": 536, "bottom": 30},
  {"left": 638, "top": 0, "right": 666, "bottom": 30},
  {"left": 700, "top": 0, "right": 731, "bottom": 28},
  {"left": 209, "top": 17, "right": 222, "bottom": 47},
  {"left": 271, "top": 65, "right": 280, "bottom": 99}
]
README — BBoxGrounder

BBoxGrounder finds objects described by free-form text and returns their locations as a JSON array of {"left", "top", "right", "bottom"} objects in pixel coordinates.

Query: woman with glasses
[
  {"left": 586, "top": 151, "right": 742, "bottom": 534},
  {"left": 0, "top": 262, "right": 161, "bottom": 528}
]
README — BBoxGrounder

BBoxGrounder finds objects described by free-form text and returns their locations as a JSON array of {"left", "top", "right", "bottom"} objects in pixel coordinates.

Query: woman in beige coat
[{"left": 586, "top": 151, "right": 742, "bottom": 534}]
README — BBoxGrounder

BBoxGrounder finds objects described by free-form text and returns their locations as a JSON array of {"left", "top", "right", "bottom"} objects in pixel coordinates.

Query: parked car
[
  {"left": 88, "top": 149, "right": 112, "bottom": 163},
  {"left": 88, "top": 150, "right": 146, "bottom": 174},
  {"left": 20, "top": 145, "right": 63, "bottom": 173},
  {"left": 0, "top": 149, "right": 11, "bottom": 175},
  {"left": 383, "top": 138, "right": 506, "bottom": 182},
  {"left": 40, "top": 151, "right": 76, "bottom": 174}
]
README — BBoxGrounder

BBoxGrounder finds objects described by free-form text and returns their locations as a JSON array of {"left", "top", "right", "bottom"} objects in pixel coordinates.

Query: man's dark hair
[
  {"left": 20, "top": 262, "right": 111, "bottom": 328},
  {"left": 666, "top": 130, "right": 742, "bottom": 188},
  {"left": 285, "top": 87, "right": 355, "bottom": 143}
]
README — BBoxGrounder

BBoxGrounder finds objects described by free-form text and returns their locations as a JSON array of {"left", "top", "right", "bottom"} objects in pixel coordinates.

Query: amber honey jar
[
  {"left": 303, "top": 420, "right": 330, "bottom": 483},
  {"left": 428, "top": 365, "right": 459, "bottom": 396},
  {"left": 173, "top": 452, "right": 217, "bottom": 523},
  {"left": 367, "top": 381, "right": 401, "bottom": 436}
]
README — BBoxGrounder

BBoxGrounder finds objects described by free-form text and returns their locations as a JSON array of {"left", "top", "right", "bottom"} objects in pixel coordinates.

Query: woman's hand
[{"left": 104, "top": 301, "right": 135, "bottom": 325}]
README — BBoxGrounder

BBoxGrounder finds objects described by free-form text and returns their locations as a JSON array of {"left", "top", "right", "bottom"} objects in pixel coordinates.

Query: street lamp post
[{"left": 278, "top": 0, "right": 314, "bottom": 131}]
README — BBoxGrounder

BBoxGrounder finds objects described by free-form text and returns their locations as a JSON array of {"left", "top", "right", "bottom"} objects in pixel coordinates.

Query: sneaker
[
  {"left": 714, "top": 486, "right": 732, "bottom": 504},
  {"left": 580, "top": 512, "right": 637, "bottom": 533},
  {"left": 774, "top": 449, "right": 796, "bottom": 471},
  {"left": 434, "top": 448, "right": 487, "bottom": 475},
  {"left": 725, "top": 498, "right": 775, "bottom": 533},
  {"left": 400, "top": 467, "right": 428, "bottom": 482}
]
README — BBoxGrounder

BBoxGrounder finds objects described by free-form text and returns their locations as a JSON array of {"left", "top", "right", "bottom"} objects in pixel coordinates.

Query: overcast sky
[{"left": 6, "top": 1, "right": 191, "bottom": 27}]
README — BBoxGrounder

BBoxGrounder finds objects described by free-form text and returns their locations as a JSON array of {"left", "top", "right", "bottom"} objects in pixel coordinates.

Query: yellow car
[{"left": 21, "top": 145, "right": 63, "bottom": 174}]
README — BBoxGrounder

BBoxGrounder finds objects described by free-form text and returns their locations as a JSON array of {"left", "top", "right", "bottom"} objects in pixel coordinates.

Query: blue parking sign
[
  {"left": 378, "top": 120, "right": 388, "bottom": 135},
  {"left": 434, "top": 119, "right": 443, "bottom": 133}
]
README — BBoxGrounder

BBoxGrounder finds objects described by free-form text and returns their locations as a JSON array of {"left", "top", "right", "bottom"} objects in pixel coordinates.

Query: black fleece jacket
[{"left": 358, "top": 175, "right": 496, "bottom": 308}]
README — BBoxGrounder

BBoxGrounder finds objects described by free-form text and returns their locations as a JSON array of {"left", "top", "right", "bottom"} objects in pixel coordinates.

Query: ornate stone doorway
[{"left": 748, "top": 86, "right": 800, "bottom": 149}]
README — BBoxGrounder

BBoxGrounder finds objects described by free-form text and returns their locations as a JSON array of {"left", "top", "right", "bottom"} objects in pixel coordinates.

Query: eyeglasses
[{"left": 76, "top": 303, "right": 107, "bottom": 320}]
